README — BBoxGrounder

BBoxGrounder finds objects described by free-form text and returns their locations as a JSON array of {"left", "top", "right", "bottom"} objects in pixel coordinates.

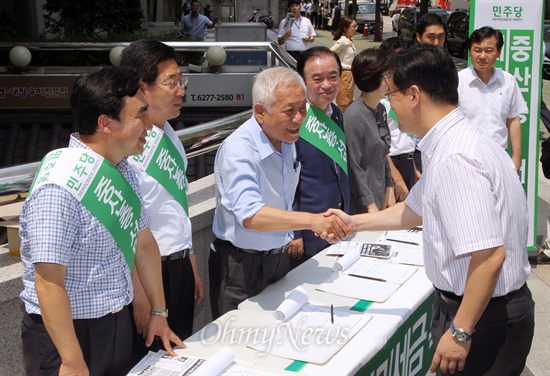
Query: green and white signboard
[{"left": 471, "top": 0, "right": 543, "bottom": 251}]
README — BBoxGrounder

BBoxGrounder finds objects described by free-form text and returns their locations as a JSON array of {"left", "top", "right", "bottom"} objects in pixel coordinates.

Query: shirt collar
[
  {"left": 250, "top": 115, "right": 291, "bottom": 160},
  {"left": 417, "top": 108, "right": 464, "bottom": 166},
  {"left": 306, "top": 100, "right": 333, "bottom": 117},
  {"left": 468, "top": 65, "right": 502, "bottom": 86},
  {"left": 69, "top": 132, "right": 129, "bottom": 169}
]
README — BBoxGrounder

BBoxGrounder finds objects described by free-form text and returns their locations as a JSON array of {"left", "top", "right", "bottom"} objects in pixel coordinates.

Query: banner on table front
[{"left": 471, "top": 0, "right": 543, "bottom": 251}]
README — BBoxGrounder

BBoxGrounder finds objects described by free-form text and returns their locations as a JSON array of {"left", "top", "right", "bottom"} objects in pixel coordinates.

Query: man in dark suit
[{"left": 290, "top": 46, "right": 350, "bottom": 269}]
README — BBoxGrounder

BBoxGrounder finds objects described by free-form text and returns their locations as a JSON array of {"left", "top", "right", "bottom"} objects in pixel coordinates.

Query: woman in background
[
  {"left": 330, "top": 16, "right": 356, "bottom": 112},
  {"left": 344, "top": 48, "right": 395, "bottom": 214}
]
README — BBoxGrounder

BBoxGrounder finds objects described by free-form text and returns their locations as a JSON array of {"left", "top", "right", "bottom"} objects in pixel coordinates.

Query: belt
[
  {"left": 27, "top": 305, "right": 127, "bottom": 323},
  {"left": 215, "top": 238, "right": 288, "bottom": 257},
  {"left": 435, "top": 283, "right": 527, "bottom": 304},
  {"left": 160, "top": 248, "right": 190, "bottom": 262},
  {"left": 392, "top": 152, "right": 414, "bottom": 160}
]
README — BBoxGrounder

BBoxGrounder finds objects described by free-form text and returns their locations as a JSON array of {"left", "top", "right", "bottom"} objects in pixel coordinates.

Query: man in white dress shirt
[
  {"left": 328, "top": 45, "right": 534, "bottom": 376},
  {"left": 278, "top": 0, "right": 316, "bottom": 61},
  {"left": 120, "top": 40, "right": 204, "bottom": 362},
  {"left": 458, "top": 26, "right": 527, "bottom": 172}
]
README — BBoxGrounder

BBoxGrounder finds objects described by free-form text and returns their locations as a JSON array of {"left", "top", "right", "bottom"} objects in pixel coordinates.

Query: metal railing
[
  {"left": 0, "top": 41, "right": 296, "bottom": 195},
  {"left": 0, "top": 110, "right": 253, "bottom": 195}
]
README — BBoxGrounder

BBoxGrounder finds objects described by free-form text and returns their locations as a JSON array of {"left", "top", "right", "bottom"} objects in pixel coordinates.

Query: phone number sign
[{"left": 182, "top": 73, "right": 253, "bottom": 108}]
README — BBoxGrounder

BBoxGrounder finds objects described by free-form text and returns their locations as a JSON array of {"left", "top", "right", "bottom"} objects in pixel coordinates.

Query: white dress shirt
[
  {"left": 278, "top": 15, "right": 315, "bottom": 52},
  {"left": 458, "top": 65, "right": 527, "bottom": 149},
  {"left": 129, "top": 122, "right": 192, "bottom": 256},
  {"left": 406, "top": 108, "right": 530, "bottom": 297},
  {"left": 381, "top": 99, "right": 415, "bottom": 156}
]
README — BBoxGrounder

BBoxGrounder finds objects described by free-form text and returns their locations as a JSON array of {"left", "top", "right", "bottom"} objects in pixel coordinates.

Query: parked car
[
  {"left": 397, "top": 7, "right": 449, "bottom": 43},
  {"left": 354, "top": 2, "right": 383, "bottom": 36},
  {"left": 446, "top": 9, "right": 469, "bottom": 59},
  {"left": 392, "top": 8, "right": 403, "bottom": 32}
]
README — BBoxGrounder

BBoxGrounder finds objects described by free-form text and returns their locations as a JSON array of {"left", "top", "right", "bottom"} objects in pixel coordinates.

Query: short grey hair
[{"left": 252, "top": 67, "right": 305, "bottom": 113}]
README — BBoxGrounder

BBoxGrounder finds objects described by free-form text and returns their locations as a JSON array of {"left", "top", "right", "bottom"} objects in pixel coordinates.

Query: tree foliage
[
  {"left": 0, "top": 9, "right": 28, "bottom": 40},
  {"left": 43, "top": 0, "right": 144, "bottom": 37}
]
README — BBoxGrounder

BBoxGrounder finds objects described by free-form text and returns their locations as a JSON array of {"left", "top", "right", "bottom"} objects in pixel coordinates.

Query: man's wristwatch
[
  {"left": 150, "top": 309, "right": 169, "bottom": 318},
  {"left": 450, "top": 320, "right": 475, "bottom": 342}
]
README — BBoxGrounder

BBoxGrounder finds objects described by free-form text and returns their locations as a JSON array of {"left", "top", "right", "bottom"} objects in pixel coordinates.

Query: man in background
[
  {"left": 180, "top": 0, "right": 218, "bottom": 40},
  {"left": 458, "top": 26, "right": 527, "bottom": 171},
  {"left": 415, "top": 13, "right": 446, "bottom": 47},
  {"left": 278, "top": 0, "right": 316, "bottom": 60}
]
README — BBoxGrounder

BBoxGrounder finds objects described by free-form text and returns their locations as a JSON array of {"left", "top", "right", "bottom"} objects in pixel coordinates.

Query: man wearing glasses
[
  {"left": 19, "top": 66, "right": 184, "bottom": 376},
  {"left": 328, "top": 45, "right": 534, "bottom": 376},
  {"left": 120, "top": 40, "right": 203, "bottom": 363}
]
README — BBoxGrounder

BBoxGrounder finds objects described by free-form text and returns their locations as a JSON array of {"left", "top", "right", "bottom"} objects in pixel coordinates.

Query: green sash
[
  {"left": 299, "top": 105, "right": 348, "bottom": 175},
  {"left": 29, "top": 148, "right": 141, "bottom": 272},
  {"left": 132, "top": 126, "right": 189, "bottom": 214}
]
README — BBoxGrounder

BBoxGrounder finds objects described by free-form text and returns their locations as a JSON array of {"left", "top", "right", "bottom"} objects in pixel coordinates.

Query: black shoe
[{"left": 537, "top": 250, "right": 550, "bottom": 264}]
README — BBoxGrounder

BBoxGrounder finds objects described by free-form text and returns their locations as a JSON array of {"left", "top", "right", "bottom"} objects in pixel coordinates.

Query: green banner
[
  {"left": 29, "top": 148, "right": 141, "bottom": 271},
  {"left": 299, "top": 105, "right": 348, "bottom": 175},
  {"left": 132, "top": 126, "right": 189, "bottom": 214},
  {"left": 356, "top": 293, "right": 434, "bottom": 375},
  {"left": 471, "top": 0, "right": 542, "bottom": 251}
]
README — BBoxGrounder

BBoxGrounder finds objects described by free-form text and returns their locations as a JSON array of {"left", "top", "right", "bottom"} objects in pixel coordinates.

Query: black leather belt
[
  {"left": 435, "top": 283, "right": 526, "bottom": 303},
  {"left": 215, "top": 238, "right": 288, "bottom": 257},
  {"left": 392, "top": 152, "right": 414, "bottom": 160},
  {"left": 161, "top": 248, "right": 190, "bottom": 261}
]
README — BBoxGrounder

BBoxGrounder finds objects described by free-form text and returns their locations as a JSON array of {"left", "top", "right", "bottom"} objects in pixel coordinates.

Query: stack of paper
[
  {"left": 247, "top": 287, "right": 371, "bottom": 364},
  {"left": 127, "top": 347, "right": 279, "bottom": 376},
  {"left": 317, "top": 251, "right": 418, "bottom": 302}
]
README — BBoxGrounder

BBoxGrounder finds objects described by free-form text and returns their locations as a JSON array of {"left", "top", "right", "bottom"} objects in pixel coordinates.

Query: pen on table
[
  {"left": 331, "top": 304, "right": 334, "bottom": 324},
  {"left": 348, "top": 274, "right": 387, "bottom": 282},
  {"left": 386, "top": 238, "right": 419, "bottom": 246}
]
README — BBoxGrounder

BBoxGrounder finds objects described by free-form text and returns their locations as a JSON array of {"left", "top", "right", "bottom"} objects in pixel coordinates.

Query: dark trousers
[
  {"left": 431, "top": 284, "right": 534, "bottom": 376},
  {"left": 289, "top": 252, "right": 313, "bottom": 270},
  {"left": 130, "top": 255, "right": 195, "bottom": 365},
  {"left": 21, "top": 306, "right": 132, "bottom": 376},
  {"left": 286, "top": 50, "right": 302, "bottom": 61},
  {"left": 209, "top": 238, "right": 289, "bottom": 320},
  {"left": 391, "top": 153, "right": 416, "bottom": 190}
]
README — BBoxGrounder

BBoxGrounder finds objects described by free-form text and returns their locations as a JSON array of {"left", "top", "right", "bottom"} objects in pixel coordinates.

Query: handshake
[{"left": 313, "top": 208, "right": 355, "bottom": 243}]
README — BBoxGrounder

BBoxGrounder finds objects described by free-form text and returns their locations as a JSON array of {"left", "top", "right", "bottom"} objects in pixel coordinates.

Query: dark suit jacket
[{"left": 293, "top": 103, "right": 350, "bottom": 256}]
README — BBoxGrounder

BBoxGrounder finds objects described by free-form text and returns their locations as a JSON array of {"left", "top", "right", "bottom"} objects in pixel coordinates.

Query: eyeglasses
[
  {"left": 156, "top": 74, "right": 188, "bottom": 91},
  {"left": 385, "top": 87, "right": 405, "bottom": 102},
  {"left": 349, "top": 24, "right": 358, "bottom": 29}
]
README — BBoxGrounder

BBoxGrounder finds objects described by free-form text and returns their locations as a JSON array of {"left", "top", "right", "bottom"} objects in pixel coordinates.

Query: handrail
[
  {"left": 0, "top": 109, "right": 253, "bottom": 195},
  {"left": 0, "top": 41, "right": 296, "bottom": 69},
  {"left": 0, "top": 40, "right": 297, "bottom": 195}
]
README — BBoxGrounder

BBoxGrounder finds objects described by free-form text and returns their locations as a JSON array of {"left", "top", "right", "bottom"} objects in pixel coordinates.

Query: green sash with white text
[
  {"left": 28, "top": 148, "right": 141, "bottom": 272},
  {"left": 132, "top": 126, "right": 189, "bottom": 214},
  {"left": 299, "top": 105, "right": 348, "bottom": 175}
]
